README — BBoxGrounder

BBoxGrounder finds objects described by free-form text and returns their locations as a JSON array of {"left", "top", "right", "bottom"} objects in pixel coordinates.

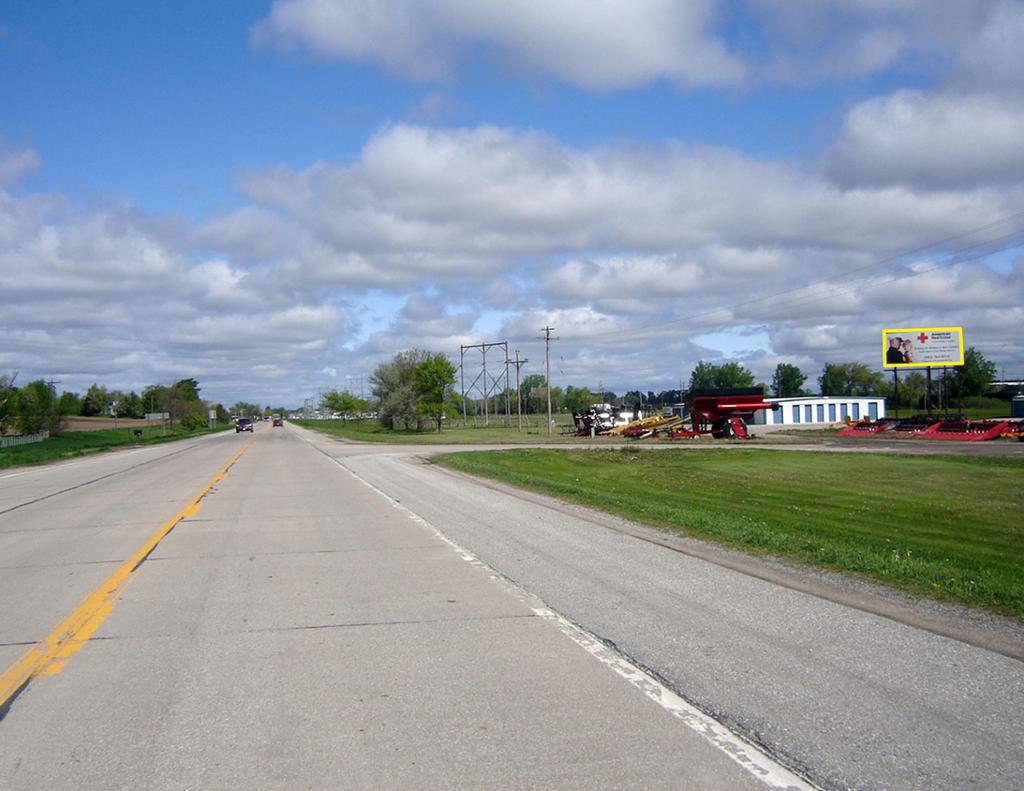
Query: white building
[{"left": 753, "top": 395, "right": 886, "bottom": 426}]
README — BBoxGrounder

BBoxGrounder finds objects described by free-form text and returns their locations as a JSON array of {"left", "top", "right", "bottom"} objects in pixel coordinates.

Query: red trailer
[{"left": 669, "top": 388, "right": 775, "bottom": 439}]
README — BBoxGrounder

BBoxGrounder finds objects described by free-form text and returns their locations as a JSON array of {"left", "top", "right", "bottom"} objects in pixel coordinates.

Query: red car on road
[{"left": 235, "top": 417, "right": 254, "bottom": 433}]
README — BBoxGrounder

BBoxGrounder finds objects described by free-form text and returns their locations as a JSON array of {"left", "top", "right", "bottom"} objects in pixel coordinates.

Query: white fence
[{"left": 0, "top": 430, "right": 49, "bottom": 449}]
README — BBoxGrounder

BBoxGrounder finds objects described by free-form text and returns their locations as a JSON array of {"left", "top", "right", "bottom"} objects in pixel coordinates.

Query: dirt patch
[{"left": 62, "top": 417, "right": 155, "bottom": 432}]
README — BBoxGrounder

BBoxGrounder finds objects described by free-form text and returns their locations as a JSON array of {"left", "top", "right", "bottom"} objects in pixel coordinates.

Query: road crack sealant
[{"left": 302, "top": 432, "right": 820, "bottom": 791}]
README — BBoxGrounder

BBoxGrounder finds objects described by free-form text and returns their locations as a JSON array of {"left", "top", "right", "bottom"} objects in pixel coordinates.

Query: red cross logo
[{"left": 917, "top": 332, "right": 928, "bottom": 343}]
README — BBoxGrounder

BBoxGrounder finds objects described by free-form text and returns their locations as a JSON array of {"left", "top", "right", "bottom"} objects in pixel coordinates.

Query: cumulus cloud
[
  {"left": 251, "top": 0, "right": 1024, "bottom": 93},
  {"left": 215, "top": 123, "right": 1013, "bottom": 272},
  {"left": 4, "top": 114, "right": 1022, "bottom": 401},
  {"left": 0, "top": 193, "right": 350, "bottom": 403},
  {"left": 251, "top": 0, "right": 746, "bottom": 89},
  {"left": 828, "top": 91, "right": 1024, "bottom": 189}
]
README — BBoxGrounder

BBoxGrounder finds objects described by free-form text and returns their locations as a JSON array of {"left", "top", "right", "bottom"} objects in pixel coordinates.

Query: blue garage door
[
  {"left": 869, "top": 402, "right": 878, "bottom": 420},
  {"left": 792, "top": 405, "right": 801, "bottom": 423},
  {"left": 829, "top": 404, "right": 836, "bottom": 421},
  {"left": 852, "top": 403, "right": 861, "bottom": 420},
  {"left": 817, "top": 404, "right": 825, "bottom": 422}
]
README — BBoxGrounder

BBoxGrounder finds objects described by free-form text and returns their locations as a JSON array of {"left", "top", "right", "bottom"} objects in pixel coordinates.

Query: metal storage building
[{"left": 751, "top": 396, "right": 886, "bottom": 426}]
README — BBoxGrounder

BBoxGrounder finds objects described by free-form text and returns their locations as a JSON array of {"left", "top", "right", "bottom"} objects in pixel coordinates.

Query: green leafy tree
[
  {"left": 231, "top": 401, "right": 262, "bottom": 418},
  {"left": 948, "top": 347, "right": 997, "bottom": 400},
  {"left": 372, "top": 349, "right": 432, "bottom": 429},
  {"left": 896, "top": 371, "right": 928, "bottom": 409},
  {"left": 58, "top": 391, "right": 82, "bottom": 416},
  {"left": 322, "top": 390, "right": 370, "bottom": 422},
  {"left": 119, "top": 391, "right": 144, "bottom": 419},
  {"left": 81, "top": 383, "right": 110, "bottom": 416},
  {"left": 172, "top": 378, "right": 201, "bottom": 402},
  {"left": 519, "top": 374, "right": 547, "bottom": 413},
  {"left": 819, "top": 362, "right": 887, "bottom": 396},
  {"left": 142, "top": 385, "right": 170, "bottom": 415},
  {"left": 688, "top": 361, "right": 756, "bottom": 392},
  {"left": 772, "top": 363, "right": 807, "bottom": 397},
  {"left": 563, "top": 386, "right": 594, "bottom": 414},
  {"left": 0, "top": 372, "right": 19, "bottom": 434},
  {"left": 16, "top": 379, "right": 61, "bottom": 435},
  {"left": 413, "top": 354, "right": 457, "bottom": 432}
]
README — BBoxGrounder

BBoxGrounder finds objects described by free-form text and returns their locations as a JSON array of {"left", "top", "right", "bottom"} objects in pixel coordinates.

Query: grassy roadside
[
  {"left": 292, "top": 417, "right": 576, "bottom": 444},
  {"left": 0, "top": 424, "right": 233, "bottom": 469},
  {"left": 435, "top": 448, "right": 1024, "bottom": 619}
]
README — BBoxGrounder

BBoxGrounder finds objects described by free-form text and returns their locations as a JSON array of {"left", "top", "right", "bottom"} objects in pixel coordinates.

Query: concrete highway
[{"left": 1, "top": 423, "right": 1021, "bottom": 789}]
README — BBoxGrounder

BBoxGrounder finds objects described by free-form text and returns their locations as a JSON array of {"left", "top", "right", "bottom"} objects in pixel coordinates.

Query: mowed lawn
[
  {"left": 435, "top": 448, "right": 1024, "bottom": 619},
  {"left": 0, "top": 424, "right": 231, "bottom": 469}
]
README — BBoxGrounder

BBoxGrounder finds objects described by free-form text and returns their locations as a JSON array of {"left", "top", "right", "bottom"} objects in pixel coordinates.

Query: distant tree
[
  {"left": 119, "top": 391, "right": 144, "bottom": 419},
  {"left": 948, "top": 347, "right": 997, "bottom": 400},
  {"left": 322, "top": 390, "right": 370, "bottom": 422},
  {"left": 231, "top": 401, "right": 262, "bottom": 418},
  {"left": 172, "top": 378, "right": 201, "bottom": 402},
  {"left": 142, "top": 384, "right": 171, "bottom": 415},
  {"left": 689, "top": 361, "right": 756, "bottom": 392},
  {"left": 819, "top": 362, "right": 887, "bottom": 396},
  {"left": 58, "top": 391, "right": 82, "bottom": 416},
  {"left": 81, "top": 383, "right": 109, "bottom": 416},
  {"left": 563, "top": 386, "right": 594, "bottom": 414},
  {"left": 519, "top": 374, "right": 547, "bottom": 413},
  {"left": 772, "top": 363, "right": 807, "bottom": 397}
]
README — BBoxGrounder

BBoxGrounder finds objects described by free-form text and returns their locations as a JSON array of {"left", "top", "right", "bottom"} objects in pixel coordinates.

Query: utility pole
[
  {"left": 539, "top": 326, "right": 557, "bottom": 439},
  {"left": 508, "top": 350, "right": 529, "bottom": 432}
]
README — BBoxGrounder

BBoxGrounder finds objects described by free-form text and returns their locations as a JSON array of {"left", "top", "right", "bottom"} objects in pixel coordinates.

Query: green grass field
[
  {"left": 435, "top": 448, "right": 1024, "bottom": 619},
  {"left": 0, "top": 424, "right": 232, "bottom": 469}
]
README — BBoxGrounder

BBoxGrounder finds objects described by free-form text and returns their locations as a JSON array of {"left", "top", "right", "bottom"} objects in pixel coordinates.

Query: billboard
[{"left": 882, "top": 327, "right": 964, "bottom": 368}]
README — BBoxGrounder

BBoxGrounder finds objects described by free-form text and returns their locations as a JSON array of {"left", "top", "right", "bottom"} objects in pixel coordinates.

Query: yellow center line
[{"left": 0, "top": 434, "right": 259, "bottom": 713}]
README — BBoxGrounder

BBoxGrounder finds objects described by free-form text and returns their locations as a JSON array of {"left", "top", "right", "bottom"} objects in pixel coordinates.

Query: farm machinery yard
[
  {"left": 570, "top": 389, "right": 1024, "bottom": 443},
  {"left": 571, "top": 389, "right": 775, "bottom": 440}
]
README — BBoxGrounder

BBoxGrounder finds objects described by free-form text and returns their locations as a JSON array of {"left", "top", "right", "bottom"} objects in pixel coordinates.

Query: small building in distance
[{"left": 752, "top": 395, "right": 886, "bottom": 426}]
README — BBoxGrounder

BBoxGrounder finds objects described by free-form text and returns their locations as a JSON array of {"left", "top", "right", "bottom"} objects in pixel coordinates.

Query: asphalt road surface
[{"left": 1, "top": 423, "right": 1021, "bottom": 790}]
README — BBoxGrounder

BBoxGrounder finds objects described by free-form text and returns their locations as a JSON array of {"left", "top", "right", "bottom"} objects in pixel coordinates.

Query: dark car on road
[
  {"left": 235, "top": 417, "right": 254, "bottom": 433},
  {"left": 273, "top": 417, "right": 284, "bottom": 427}
]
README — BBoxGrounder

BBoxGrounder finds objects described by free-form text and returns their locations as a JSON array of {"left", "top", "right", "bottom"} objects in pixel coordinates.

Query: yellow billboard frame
[{"left": 882, "top": 326, "right": 964, "bottom": 369}]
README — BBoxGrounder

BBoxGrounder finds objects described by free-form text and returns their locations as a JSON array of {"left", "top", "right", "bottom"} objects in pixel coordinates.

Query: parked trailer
[{"left": 669, "top": 389, "right": 775, "bottom": 440}]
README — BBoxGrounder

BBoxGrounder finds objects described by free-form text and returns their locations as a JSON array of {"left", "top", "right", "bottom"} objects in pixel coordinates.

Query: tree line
[{"left": 0, "top": 375, "right": 242, "bottom": 436}]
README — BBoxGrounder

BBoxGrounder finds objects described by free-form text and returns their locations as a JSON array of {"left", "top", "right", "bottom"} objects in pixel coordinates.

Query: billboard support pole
[
  {"left": 925, "top": 366, "right": 933, "bottom": 415},
  {"left": 893, "top": 370, "right": 899, "bottom": 419}
]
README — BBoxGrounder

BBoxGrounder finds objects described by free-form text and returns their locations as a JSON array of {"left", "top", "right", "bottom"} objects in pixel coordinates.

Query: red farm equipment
[
  {"left": 837, "top": 415, "right": 1024, "bottom": 442},
  {"left": 668, "top": 388, "right": 775, "bottom": 439}
]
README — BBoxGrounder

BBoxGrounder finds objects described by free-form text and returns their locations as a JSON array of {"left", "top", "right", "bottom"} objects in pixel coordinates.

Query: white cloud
[
  {"left": 828, "top": 90, "right": 1024, "bottom": 189},
  {"left": 252, "top": 0, "right": 746, "bottom": 89}
]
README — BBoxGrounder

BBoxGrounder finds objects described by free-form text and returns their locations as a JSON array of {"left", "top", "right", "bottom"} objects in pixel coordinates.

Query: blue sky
[{"left": 2, "top": 1, "right": 1023, "bottom": 406}]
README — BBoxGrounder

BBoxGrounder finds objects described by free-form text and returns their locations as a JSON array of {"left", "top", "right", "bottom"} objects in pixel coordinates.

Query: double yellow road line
[{"left": 0, "top": 436, "right": 256, "bottom": 716}]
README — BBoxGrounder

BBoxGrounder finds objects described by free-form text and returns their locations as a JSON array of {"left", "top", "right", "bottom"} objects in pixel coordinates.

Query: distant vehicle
[
  {"left": 236, "top": 417, "right": 254, "bottom": 433},
  {"left": 273, "top": 417, "right": 283, "bottom": 427}
]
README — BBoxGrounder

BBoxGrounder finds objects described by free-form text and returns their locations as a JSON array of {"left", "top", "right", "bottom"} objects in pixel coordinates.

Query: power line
[{"left": 539, "top": 326, "right": 558, "bottom": 438}]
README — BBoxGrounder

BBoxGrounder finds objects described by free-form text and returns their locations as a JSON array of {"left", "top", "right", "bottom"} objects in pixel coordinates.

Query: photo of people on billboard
[{"left": 882, "top": 327, "right": 964, "bottom": 368}]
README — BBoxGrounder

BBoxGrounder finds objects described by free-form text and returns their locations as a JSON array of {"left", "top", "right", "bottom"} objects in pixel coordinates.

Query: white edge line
[{"left": 325, "top": 451, "right": 819, "bottom": 791}]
